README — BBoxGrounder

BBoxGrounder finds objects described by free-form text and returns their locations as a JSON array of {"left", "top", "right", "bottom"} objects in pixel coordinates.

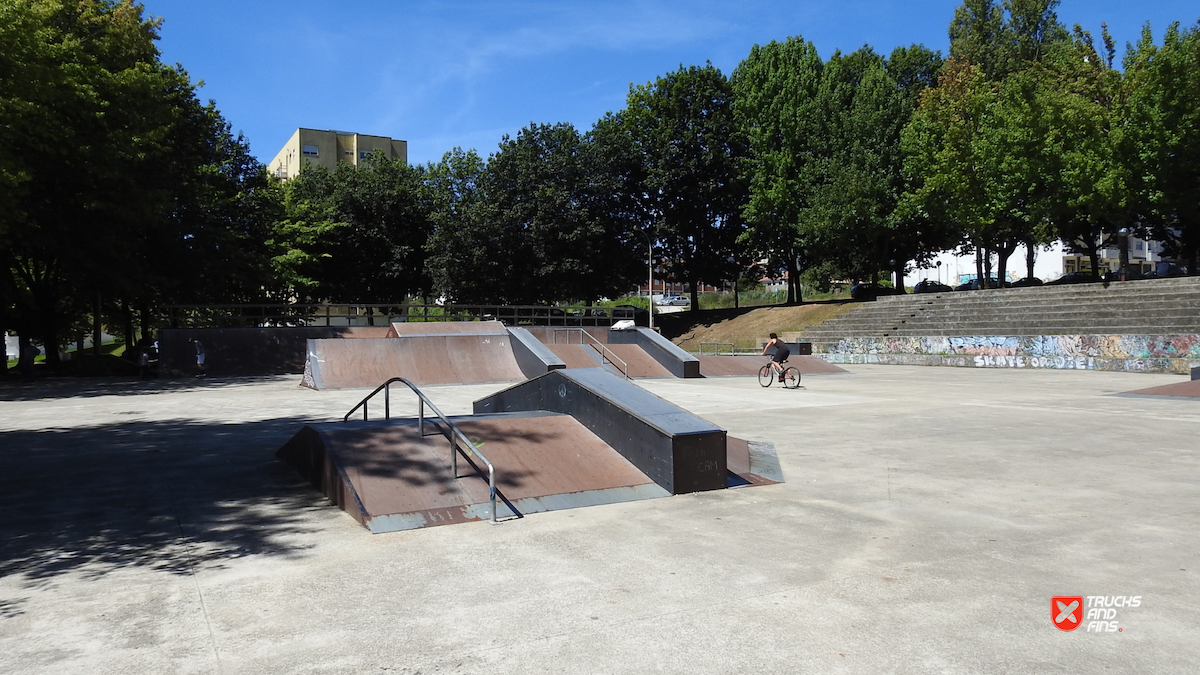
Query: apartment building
[{"left": 268, "top": 128, "right": 408, "bottom": 180}]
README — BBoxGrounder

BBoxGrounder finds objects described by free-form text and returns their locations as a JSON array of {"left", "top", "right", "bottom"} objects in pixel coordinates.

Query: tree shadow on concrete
[
  {"left": 0, "top": 375, "right": 300, "bottom": 402},
  {"left": 0, "top": 415, "right": 334, "bottom": 597}
]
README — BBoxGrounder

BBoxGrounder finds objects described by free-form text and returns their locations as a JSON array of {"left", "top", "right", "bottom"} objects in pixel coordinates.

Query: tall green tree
[
  {"left": 277, "top": 155, "right": 431, "bottom": 304},
  {"left": 0, "top": 0, "right": 228, "bottom": 366},
  {"left": 1042, "top": 25, "right": 1138, "bottom": 279},
  {"left": 1124, "top": 21, "right": 1200, "bottom": 271},
  {"left": 808, "top": 45, "right": 947, "bottom": 289},
  {"left": 623, "top": 63, "right": 748, "bottom": 309},
  {"left": 731, "top": 36, "right": 824, "bottom": 303}
]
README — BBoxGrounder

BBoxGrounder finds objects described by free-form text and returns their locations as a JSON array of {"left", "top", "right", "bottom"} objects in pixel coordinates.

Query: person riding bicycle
[{"left": 762, "top": 333, "right": 791, "bottom": 382}]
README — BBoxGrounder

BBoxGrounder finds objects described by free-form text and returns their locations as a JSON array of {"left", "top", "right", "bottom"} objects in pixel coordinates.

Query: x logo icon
[
  {"left": 1056, "top": 600, "right": 1079, "bottom": 624},
  {"left": 1052, "top": 596, "right": 1084, "bottom": 631}
]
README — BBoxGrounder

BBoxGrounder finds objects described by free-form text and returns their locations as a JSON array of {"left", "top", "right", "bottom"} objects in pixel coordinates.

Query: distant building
[{"left": 268, "top": 128, "right": 408, "bottom": 180}]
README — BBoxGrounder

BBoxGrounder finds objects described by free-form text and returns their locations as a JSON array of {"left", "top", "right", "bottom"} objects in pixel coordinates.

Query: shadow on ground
[
  {"left": 0, "top": 375, "right": 294, "bottom": 402},
  {"left": 0, "top": 415, "right": 329, "bottom": 590}
]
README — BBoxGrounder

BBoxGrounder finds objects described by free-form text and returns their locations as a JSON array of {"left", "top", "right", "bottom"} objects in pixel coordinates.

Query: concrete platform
[{"left": 2, "top": 366, "right": 1199, "bottom": 673}]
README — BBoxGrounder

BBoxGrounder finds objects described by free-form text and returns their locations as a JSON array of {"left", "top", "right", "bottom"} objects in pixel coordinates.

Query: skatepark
[{"left": 1, "top": 360, "right": 1198, "bottom": 673}]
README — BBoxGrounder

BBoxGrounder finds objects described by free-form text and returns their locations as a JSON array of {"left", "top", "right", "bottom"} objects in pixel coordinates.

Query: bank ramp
[
  {"left": 301, "top": 321, "right": 564, "bottom": 389},
  {"left": 278, "top": 369, "right": 782, "bottom": 532}
]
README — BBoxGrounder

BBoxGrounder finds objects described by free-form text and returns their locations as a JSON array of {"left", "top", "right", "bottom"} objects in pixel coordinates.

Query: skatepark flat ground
[{"left": 1, "top": 366, "right": 1198, "bottom": 674}]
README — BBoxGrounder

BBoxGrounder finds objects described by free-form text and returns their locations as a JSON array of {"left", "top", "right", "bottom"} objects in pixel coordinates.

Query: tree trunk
[
  {"left": 140, "top": 302, "right": 152, "bottom": 343},
  {"left": 19, "top": 334, "right": 36, "bottom": 381},
  {"left": 1026, "top": 242, "right": 1036, "bottom": 279},
  {"left": 785, "top": 252, "right": 799, "bottom": 304},
  {"left": 893, "top": 262, "right": 906, "bottom": 293},
  {"left": 122, "top": 300, "right": 134, "bottom": 355},
  {"left": 983, "top": 248, "right": 994, "bottom": 288},
  {"left": 93, "top": 290, "right": 102, "bottom": 357}
]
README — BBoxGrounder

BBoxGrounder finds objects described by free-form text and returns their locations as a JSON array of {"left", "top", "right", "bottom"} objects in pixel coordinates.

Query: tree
[
  {"left": 807, "top": 45, "right": 948, "bottom": 290},
  {"left": 1042, "top": 25, "right": 1138, "bottom": 279},
  {"left": 277, "top": 154, "right": 431, "bottom": 304},
  {"left": 623, "top": 63, "right": 748, "bottom": 309},
  {"left": 0, "top": 0, "right": 214, "bottom": 366},
  {"left": 1124, "top": 21, "right": 1200, "bottom": 272},
  {"left": 731, "top": 36, "right": 824, "bottom": 303},
  {"left": 423, "top": 148, "right": 493, "bottom": 304},
  {"left": 904, "top": 0, "right": 1071, "bottom": 288}
]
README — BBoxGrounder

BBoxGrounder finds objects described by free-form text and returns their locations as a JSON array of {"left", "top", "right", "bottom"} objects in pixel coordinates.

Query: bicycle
[{"left": 758, "top": 358, "right": 800, "bottom": 389}]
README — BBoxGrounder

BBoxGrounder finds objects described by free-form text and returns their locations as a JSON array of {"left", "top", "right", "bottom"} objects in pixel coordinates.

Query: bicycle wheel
[
  {"left": 757, "top": 365, "right": 774, "bottom": 387},
  {"left": 782, "top": 366, "right": 801, "bottom": 389}
]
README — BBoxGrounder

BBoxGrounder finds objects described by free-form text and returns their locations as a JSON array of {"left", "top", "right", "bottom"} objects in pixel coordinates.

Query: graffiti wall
[{"left": 821, "top": 334, "right": 1200, "bottom": 374}]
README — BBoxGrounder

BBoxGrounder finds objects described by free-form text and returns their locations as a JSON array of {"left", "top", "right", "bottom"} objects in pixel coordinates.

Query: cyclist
[{"left": 762, "top": 333, "right": 791, "bottom": 382}]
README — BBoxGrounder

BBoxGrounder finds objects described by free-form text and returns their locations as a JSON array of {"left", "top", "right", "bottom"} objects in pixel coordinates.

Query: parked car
[
  {"left": 1045, "top": 271, "right": 1102, "bottom": 285},
  {"left": 913, "top": 279, "right": 953, "bottom": 294},
  {"left": 953, "top": 277, "right": 1004, "bottom": 291},
  {"left": 850, "top": 283, "right": 905, "bottom": 300},
  {"left": 657, "top": 295, "right": 690, "bottom": 306},
  {"left": 1150, "top": 262, "right": 1189, "bottom": 278},
  {"left": 1010, "top": 276, "right": 1044, "bottom": 288}
]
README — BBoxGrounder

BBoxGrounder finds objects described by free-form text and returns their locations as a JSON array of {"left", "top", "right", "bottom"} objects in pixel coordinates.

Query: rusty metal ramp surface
[
  {"left": 386, "top": 320, "right": 509, "bottom": 338},
  {"left": 546, "top": 344, "right": 604, "bottom": 369},
  {"left": 697, "top": 355, "right": 848, "bottom": 377},
  {"left": 302, "top": 334, "right": 526, "bottom": 389},
  {"left": 277, "top": 411, "right": 669, "bottom": 532},
  {"left": 1118, "top": 378, "right": 1200, "bottom": 399}
]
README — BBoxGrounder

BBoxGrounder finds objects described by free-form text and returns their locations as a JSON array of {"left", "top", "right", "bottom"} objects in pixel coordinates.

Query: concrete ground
[{"left": 0, "top": 366, "right": 1197, "bottom": 674}]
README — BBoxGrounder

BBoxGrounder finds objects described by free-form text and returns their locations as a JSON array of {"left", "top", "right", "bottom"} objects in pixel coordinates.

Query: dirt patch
[{"left": 655, "top": 302, "right": 860, "bottom": 352}]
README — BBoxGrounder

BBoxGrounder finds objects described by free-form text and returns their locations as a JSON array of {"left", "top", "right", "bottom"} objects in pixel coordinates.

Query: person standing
[{"left": 189, "top": 337, "right": 206, "bottom": 378}]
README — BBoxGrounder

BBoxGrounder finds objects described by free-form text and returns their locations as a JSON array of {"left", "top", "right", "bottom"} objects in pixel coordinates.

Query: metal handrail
[
  {"left": 552, "top": 328, "right": 629, "bottom": 379},
  {"left": 343, "top": 377, "right": 499, "bottom": 524},
  {"left": 699, "top": 342, "right": 735, "bottom": 356}
]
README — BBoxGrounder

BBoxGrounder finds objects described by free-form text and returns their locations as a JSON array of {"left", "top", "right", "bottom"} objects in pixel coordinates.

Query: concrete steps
[{"left": 800, "top": 277, "right": 1200, "bottom": 346}]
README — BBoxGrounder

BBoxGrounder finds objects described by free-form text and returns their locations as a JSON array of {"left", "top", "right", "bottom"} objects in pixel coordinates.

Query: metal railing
[
  {"left": 698, "top": 342, "right": 735, "bottom": 356},
  {"left": 552, "top": 328, "right": 629, "bottom": 379},
  {"left": 159, "top": 302, "right": 646, "bottom": 329},
  {"left": 343, "top": 377, "right": 499, "bottom": 524}
]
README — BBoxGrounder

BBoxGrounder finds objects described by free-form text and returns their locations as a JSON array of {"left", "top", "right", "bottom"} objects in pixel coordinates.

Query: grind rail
[
  {"left": 343, "top": 377, "right": 499, "bottom": 524},
  {"left": 552, "top": 328, "right": 629, "bottom": 379}
]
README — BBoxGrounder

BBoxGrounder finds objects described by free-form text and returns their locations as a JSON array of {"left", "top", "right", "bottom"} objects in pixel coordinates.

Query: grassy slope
[{"left": 655, "top": 301, "right": 861, "bottom": 352}]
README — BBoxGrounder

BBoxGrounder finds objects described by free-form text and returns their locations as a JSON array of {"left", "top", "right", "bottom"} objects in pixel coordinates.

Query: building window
[
  {"left": 358, "top": 150, "right": 371, "bottom": 159},
  {"left": 301, "top": 144, "right": 319, "bottom": 156}
]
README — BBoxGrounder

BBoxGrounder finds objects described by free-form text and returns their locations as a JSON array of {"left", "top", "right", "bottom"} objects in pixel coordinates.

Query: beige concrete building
[{"left": 268, "top": 128, "right": 408, "bottom": 179}]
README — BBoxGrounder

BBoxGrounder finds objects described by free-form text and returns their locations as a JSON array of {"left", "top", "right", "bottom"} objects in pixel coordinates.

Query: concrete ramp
[
  {"left": 302, "top": 334, "right": 526, "bottom": 389},
  {"left": 277, "top": 412, "right": 670, "bottom": 532}
]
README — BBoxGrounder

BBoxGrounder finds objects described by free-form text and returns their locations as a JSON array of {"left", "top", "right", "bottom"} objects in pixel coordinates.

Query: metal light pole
[
  {"left": 1118, "top": 228, "right": 1130, "bottom": 281},
  {"left": 644, "top": 230, "right": 654, "bottom": 331}
]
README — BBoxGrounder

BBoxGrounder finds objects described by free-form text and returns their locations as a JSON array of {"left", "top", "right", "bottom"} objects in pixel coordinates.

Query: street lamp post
[
  {"left": 640, "top": 229, "right": 654, "bottom": 331},
  {"left": 1118, "top": 228, "right": 1130, "bottom": 281}
]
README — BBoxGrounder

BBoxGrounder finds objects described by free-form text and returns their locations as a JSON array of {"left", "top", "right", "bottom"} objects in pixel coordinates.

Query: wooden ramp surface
[
  {"left": 1121, "top": 378, "right": 1200, "bottom": 398},
  {"left": 279, "top": 413, "right": 667, "bottom": 532},
  {"left": 544, "top": 344, "right": 671, "bottom": 378},
  {"left": 303, "top": 335, "right": 526, "bottom": 389}
]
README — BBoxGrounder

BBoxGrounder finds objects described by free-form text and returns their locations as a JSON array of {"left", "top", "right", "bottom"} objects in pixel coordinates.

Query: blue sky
[{"left": 143, "top": 0, "right": 1199, "bottom": 166}]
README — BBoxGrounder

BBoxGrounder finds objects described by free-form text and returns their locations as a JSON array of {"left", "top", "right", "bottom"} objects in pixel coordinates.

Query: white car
[{"left": 658, "top": 295, "right": 690, "bottom": 306}]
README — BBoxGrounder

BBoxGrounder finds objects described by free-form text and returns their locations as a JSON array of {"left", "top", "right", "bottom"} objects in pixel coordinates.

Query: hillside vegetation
[{"left": 656, "top": 302, "right": 860, "bottom": 352}]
